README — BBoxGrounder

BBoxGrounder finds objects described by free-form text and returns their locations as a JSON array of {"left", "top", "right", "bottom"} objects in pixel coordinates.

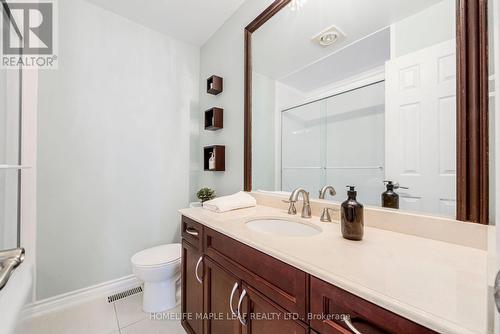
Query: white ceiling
[
  {"left": 280, "top": 28, "right": 390, "bottom": 92},
  {"left": 84, "top": 0, "right": 247, "bottom": 46},
  {"left": 253, "top": 0, "right": 443, "bottom": 91}
]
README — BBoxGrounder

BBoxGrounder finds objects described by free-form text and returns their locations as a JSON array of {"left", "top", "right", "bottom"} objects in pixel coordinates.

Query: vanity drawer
[
  {"left": 203, "top": 227, "right": 308, "bottom": 320},
  {"left": 182, "top": 216, "right": 203, "bottom": 250},
  {"left": 310, "top": 277, "right": 436, "bottom": 334}
]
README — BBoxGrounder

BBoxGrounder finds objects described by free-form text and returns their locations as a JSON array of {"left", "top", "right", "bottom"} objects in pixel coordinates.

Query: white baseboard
[{"left": 21, "top": 275, "right": 142, "bottom": 319}]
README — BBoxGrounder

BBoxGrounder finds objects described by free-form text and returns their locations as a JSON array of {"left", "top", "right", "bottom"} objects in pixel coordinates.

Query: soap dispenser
[
  {"left": 381, "top": 181, "right": 408, "bottom": 209},
  {"left": 208, "top": 152, "right": 216, "bottom": 170},
  {"left": 341, "top": 186, "right": 364, "bottom": 241}
]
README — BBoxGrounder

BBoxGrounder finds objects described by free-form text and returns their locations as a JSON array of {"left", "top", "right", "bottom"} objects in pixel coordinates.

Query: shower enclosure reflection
[{"left": 281, "top": 82, "right": 385, "bottom": 206}]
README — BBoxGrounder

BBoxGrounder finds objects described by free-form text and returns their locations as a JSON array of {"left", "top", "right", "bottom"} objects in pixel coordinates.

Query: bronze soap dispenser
[
  {"left": 381, "top": 181, "right": 409, "bottom": 209},
  {"left": 341, "top": 186, "right": 364, "bottom": 241}
]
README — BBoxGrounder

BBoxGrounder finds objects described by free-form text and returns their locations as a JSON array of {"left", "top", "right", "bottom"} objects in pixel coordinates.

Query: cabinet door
[
  {"left": 204, "top": 227, "right": 307, "bottom": 319},
  {"left": 182, "top": 240, "right": 204, "bottom": 334},
  {"left": 204, "top": 257, "right": 241, "bottom": 334},
  {"left": 310, "top": 277, "right": 436, "bottom": 334},
  {"left": 240, "top": 283, "right": 308, "bottom": 334}
]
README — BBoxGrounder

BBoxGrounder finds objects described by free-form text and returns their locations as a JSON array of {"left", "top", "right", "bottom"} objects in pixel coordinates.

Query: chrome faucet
[
  {"left": 288, "top": 188, "right": 311, "bottom": 218},
  {"left": 319, "top": 185, "right": 336, "bottom": 199},
  {"left": 319, "top": 185, "right": 338, "bottom": 222}
]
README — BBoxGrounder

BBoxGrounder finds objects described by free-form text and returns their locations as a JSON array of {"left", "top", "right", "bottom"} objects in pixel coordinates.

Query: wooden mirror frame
[{"left": 244, "top": 0, "right": 489, "bottom": 224}]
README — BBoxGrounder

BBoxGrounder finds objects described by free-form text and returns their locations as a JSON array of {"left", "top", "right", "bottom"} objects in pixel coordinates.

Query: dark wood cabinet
[
  {"left": 181, "top": 216, "right": 437, "bottom": 334},
  {"left": 182, "top": 217, "right": 203, "bottom": 250},
  {"left": 203, "top": 145, "right": 225, "bottom": 171},
  {"left": 240, "top": 283, "right": 308, "bottom": 334},
  {"left": 182, "top": 240, "right": 204, "bottom": 334},
  {"left": 310, "top": 277, "right": 436, "bottom": 334},
  {"left": 207, "top": 75, "right": 223, "bottom": 95},
  {"left": 204, "top": 226, "right": 307, "bottom": 319},
  {"left": 204, "top": 107, "right": 223, "bottom": 130},
  {"left": 203, "top": 257, "right": 241, "bottom": 334}
]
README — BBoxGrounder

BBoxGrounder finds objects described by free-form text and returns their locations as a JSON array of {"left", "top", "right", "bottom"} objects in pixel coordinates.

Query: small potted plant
[{"left": 197, "top": 187, "right": 215, "bottom": 203}]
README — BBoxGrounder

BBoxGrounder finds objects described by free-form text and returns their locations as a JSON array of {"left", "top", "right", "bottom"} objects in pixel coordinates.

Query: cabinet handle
[
  {"left": 229, "top": 282, "right": 239, "bottom": 317},
  {"left": 343, "top": 317, "right": 362, "bottom": 334},
  {"left": 185, "top": 227, "right": 199, "bottom": 236},
  {"left": 237, "top": 289, "right": 248, "bottom": 326},
  {"left": 195, "top": 256, "right": 203, "bottom": 284}
]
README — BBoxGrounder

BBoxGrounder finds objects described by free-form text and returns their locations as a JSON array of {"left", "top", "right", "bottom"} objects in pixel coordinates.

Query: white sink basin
[{"left": 245, "top": 218, "right": 321, "bottom": 237}]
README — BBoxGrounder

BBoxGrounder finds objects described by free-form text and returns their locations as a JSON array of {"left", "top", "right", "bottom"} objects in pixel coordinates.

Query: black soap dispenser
[
  {"left": 381, "top": 181, "right": 408, "bottom": 209},
  {"left": 341, "top": 186, "right": 364, "bottom": 241}
]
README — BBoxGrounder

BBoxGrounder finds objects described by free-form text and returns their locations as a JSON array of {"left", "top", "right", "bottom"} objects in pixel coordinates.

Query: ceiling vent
[{"left": 312, "top": 25, "right": 345, "bottom": 47}]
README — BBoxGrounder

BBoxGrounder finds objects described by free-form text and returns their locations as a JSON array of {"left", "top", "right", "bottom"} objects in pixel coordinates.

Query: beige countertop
[{"left": 179, "top": 205, "right": 488, "bottom": 334}]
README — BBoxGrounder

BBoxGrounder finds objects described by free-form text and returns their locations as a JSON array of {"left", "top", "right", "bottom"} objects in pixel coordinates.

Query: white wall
[
  {"left": 252, "top": 71, "right": 275, "bottom": 190},
  {"left": 393, "top": 0, "right": 455, "bottom": 57},
  {"left": 195, "top": 0, "right": 274, "bottom": 198},
  {"left": 36, "top": 0, "right": 199, "bottom": 299}
]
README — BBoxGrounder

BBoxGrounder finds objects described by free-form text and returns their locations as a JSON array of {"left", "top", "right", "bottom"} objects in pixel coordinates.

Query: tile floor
[{"left": 15, "top": 293, "right": 186, "bottom": 334}]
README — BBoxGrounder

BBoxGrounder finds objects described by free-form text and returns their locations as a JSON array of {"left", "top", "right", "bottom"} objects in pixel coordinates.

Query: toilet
[{"left": 131, "top": 243, "right": 181, "bottom": 313}]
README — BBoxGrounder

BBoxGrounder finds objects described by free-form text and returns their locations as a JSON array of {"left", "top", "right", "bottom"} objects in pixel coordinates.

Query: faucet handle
[
  {"left": 320, "top": 207, "right": 339, "bottom": 222},
  {"left": 282, "top": 200, "right": 297, "bottom": 215}
]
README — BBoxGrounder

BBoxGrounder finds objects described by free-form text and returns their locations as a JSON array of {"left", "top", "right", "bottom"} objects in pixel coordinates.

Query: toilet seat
[{"left": 131, "top": 243, "right": 181, "bottom": 268}]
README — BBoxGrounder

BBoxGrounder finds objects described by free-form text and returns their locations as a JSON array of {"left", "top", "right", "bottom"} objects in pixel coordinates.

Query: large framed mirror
[{"left": 244, "top": 0, "right": 490, "bottom": 224}]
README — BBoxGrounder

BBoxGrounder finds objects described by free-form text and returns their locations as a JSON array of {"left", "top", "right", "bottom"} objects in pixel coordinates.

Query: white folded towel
[{"left": 202, "top": 191, "right": 257, "bottom": 213}]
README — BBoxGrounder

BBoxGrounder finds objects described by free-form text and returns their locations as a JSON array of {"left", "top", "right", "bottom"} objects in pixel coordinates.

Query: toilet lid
[{"left": 131, "top": 244, "right": 181, "bottom": 267}]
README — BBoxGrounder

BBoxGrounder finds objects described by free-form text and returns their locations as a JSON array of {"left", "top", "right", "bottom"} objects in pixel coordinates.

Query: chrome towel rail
[
  {"left": 0, "top": 165, "right": 31, "bottom": 170},
  {"left": 282, "top": 166, "right": 384, "bottom": 170}
]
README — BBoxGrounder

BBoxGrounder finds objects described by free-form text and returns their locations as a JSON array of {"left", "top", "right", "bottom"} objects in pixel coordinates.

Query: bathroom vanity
[
  {"left": 179, "top": 195, "right": 488, "bottom": 334},
  {"left": 179, "top": 0, "right": 493, "bottom": 330}
]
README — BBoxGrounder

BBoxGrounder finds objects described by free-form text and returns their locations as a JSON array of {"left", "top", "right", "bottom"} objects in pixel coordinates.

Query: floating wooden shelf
[
  {"left": 207, "top": 75, "right": 223, "bottom": 95},
  {"left": 204, "top": 107, "right": 223, "bottom": 130},
  {"left": 204, "top": 145, "right": 225, "bottom": 171}
]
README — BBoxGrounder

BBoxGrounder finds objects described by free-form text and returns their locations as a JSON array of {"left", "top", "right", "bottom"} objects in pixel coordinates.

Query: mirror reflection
[{"left": 252, "top": 0, "right": 457, "bottom": 217}]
